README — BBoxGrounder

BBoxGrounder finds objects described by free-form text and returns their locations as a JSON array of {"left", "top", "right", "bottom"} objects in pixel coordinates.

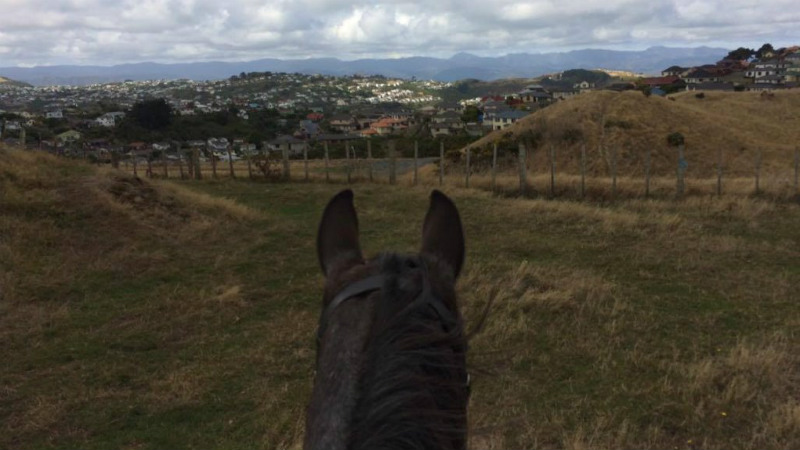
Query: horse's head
[{"left": 305, "top": 189, "right": 468, "bottom": 450}]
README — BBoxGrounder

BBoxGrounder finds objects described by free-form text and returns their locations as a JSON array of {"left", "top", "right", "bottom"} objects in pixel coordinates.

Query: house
[
  {"left": 329, "top": 114, "right": 357, "bottom": 133},
  {"left": 207, "top": 138, "right": 229, "bottom": 154},
  {"left": 662, "top": 66, "right": 687, "bottom": 77},
  {"left": 550, "top": 88, "right": 580, "bottom": 101},
  {"left": 517, "top": 85, "right": 552, "bottom": 104},
  {"left": 487, "top": 110, "right": 529, "bottom": 130},
  {"left": 45, "top": 109, "right": 63, "bottom": 119},
  {"left": 268, "top": 135, "right": 309, "bottom": 156},
  {"left": 573, "top": 81, "right": 593, "bottom": 92},
  {"left": 683, "top": 69, "right": 719, "bottom": 84},
  {"left": 431, "top": 111, "right": 461, "bottom": 124},
  {"left": 430, "top": 119, "right": 464, "bottom": 137},
  {"left": 56, "top": 130, "right": 82, "bottom": 144},
  {"left": 370, "top": 118, "right": 407, "bottom": 136}
]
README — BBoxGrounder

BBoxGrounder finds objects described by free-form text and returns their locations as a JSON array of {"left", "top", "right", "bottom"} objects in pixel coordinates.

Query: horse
[{"left": 305, "top": 189, "right": 470, "bottom": 450}]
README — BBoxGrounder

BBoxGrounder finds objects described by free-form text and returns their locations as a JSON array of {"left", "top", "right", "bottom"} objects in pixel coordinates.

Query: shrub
[{"left": 667, "top": 132, "right": 685, "bottom": 147}]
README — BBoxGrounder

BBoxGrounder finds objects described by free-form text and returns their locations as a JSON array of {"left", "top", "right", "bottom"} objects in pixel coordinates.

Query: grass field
[{"left": 2, "top": 148, "right": 799, "bottom": 449}]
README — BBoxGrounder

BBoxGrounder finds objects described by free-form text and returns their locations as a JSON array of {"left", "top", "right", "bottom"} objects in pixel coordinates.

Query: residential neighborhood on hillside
[{"left": 1, "top": 44, "right": 798, "bottom": 160}]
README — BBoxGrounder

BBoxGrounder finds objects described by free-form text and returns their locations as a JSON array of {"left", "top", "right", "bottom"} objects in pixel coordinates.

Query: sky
[{"left": 0, "top": 0, "right": 798, "bottom": 67}]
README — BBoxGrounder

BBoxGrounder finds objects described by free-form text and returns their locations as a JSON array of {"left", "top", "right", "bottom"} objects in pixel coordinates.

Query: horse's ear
[
  {"left": 421, "top": 190, "right": 464, "bottom": 278},
  {"left": 317, "top": 189, "right": 363, "bottom": 276}
]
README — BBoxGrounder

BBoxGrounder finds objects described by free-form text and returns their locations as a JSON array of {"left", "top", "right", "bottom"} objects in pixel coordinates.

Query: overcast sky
[{"left": 0, "top": 0, "right": 798, "bottom": 67}]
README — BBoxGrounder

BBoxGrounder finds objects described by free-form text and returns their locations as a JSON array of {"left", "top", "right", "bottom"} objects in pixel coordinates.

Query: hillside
[
  {"left": 468, "top": 89, "right": 800, "bottom": 178},
  {"left": 0, "top": 76, "right": 31, "bottom": 88},
  {"left": 2, "top": 148, "right": 799, "bottom": 448}
]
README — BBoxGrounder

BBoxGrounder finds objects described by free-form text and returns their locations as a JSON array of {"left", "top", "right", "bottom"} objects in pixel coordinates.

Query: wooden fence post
[
  {"left": 179, "top": 151, "right": 186, "bottom": 179},
  {"left": 324, "top": 141, "right": 330, "bottom": 183},
  {"left": 282, "top": 146, "right": 290, "bottom": 181},
  {"left": 367, "top": 140, "right": 373, "bottom": 182},
  {"left": 439, "top": 141, "right": 444, "bottom": 186},
  {"left": 193, "top": 148, "right": 202, "bottom": 180},
  {"left": 549, "top": 144, "right": 556, "bottom": 198},
  {"left": 389, "top": 140, "right": 397, "bottom": 185},
  {"left": 304, "top": 145, "right": 309, "bottom": 181},
  {"left": 132, "top": 151, "right": 138, "bottom": 177},
  {"left": 611, "top": 145, "right": 618, "bottom": 199},
  {"left": 754, "top": 147, "right": 762, "bottom": 194},
  {"left": 246, "top": 150, "right": 253, "bottom": 179},
  {"left": 794, "top": 146, "right": 799, "bottom": 195},
  {"left": 465, "top": 147, "right": 471, "bottom": 188},
  {"left": 518, "top": 142, "right": 527, "bottom": 196},
  {"left": 345, "top": 143, "right": 351, "bottom": 184},
  {"left": 717, "top": 148, "right": 723, "bottom": 197},
  {"left": 676, "top": 144, "right": 686, "bottom": 197},
  {"left": 111, "top": 151, "right": 120, "bottom": 169},
  {"left": 146, "top": 152, "right": 152, "bottom": 178},
  {"left": 413, "top": 141, "right": 419, "bottom": 186},
  {"left": 580, "top": 143, "right": 586, "bottom": 199},
  {"left": 645, "top": 146, "right": 651, "bottom": 198},
  {"left": 491, "top": 143, "right": 498, "bottom": 192},
  {"left": 228, "top": 147, "right": 236, "bottom": 178},
  {"left": 211, "top": 150, "right": 218, "bottom": 179}
]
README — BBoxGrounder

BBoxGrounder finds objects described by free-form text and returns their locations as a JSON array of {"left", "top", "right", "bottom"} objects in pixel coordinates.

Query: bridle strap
[{"left": 317, "top": 275, "right": 385, "bottom": 343}]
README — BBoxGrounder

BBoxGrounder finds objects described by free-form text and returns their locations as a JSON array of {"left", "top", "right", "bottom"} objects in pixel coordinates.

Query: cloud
[{"left": 0, "top": 0, "right": 797, "bottom": 67}]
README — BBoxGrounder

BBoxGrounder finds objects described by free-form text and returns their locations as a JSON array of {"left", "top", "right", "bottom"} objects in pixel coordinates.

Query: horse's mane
[{"left": 349, "top": 253, "right": 468, "bottom": 450}]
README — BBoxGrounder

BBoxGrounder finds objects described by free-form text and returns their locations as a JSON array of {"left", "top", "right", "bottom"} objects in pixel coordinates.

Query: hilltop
[{"left": 467, "top": 89, "right": 800, "bottom": 177}]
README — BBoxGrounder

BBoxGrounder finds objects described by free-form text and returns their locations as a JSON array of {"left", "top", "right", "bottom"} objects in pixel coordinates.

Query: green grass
[{"left": 2, "top": 149, "right": 799, "bottom": 449}]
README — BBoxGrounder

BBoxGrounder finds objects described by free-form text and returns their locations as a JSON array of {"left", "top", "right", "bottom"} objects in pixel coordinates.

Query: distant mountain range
[{"left": 0, "top": 46, "right": 728, "bottom": 86}]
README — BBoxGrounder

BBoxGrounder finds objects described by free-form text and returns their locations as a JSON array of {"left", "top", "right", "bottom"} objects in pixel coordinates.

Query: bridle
[{"left": 315, "top": 258, "right": 471, "bottom": 394}]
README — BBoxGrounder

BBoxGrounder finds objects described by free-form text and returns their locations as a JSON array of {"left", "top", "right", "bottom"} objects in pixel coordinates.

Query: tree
[
  {"left": 460, "top": 105, "right": 480, "bottom": 123},
  {"left": 725, "top": 47, "right": 754, "bottom": 61},
  {"left": 756, "top": 43, "right": 775, "bottom": 59},
  {"left": 129, "top": 98, "right": 172, "bottom": 130}
]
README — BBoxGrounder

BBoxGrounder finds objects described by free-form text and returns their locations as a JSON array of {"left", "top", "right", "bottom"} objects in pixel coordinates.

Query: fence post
[
  {"left": 439, "top": 141, "right": 444, "bottom": 186},
  {"left": 755, "top": 147, "right": 762, "bottom": 194},
  {"left": 145, "top": 151, "right": 152, "bottom": 178},
  {"left": 465, "top": 147, "right": 471, "bottom": 188},
  {"left": 645, "top": 146, "right": 651, "bottom": 198},
  {"left": 282, "top": 146, "right": 290, "bottom": 181},
  {"left": 580, "top": 143, "right": 586, "bottom": 199},
  {"left": 211, "top": 150, "right": 218, "bottom": 179},
  {"left": 611, "top": 145, "right": 618, "bottom": 199},
  {"left": 246, "top": 149, "right": 253, "bottom": 179},
  {"left": 324, "top": 141, "right": 330, "bottom": 183},
  {"left": 132, "top": 151, "right": 138, "bottom": 177},
  {"left": 195, "top": 148, "right": 203, "bottom": 179},
  {"left": 794, "top": 146, "right": 799, "bottom": 195},
  {"left": 111, "top": 151, "right": 120, "bottom": 169},
  {"left": 518, "top": 142, "right": 527, "bottom": 196},
  {"left": 549, "top": 144, "right": 556, "bottom": 198},
  {"left": 367, "top": 140, "right": 373, "bottom": 182},
  {"left": 389, "top": 140, "right": 397, "bottom": 185},
  {"left": 413, "top": 140, "right": 419, "bottom": 186},
  {"left": 304, "top": 145, "right": 309, "bottom": 181},
  {"left": 491, "top": 143, "right": 498, "bottom": 192},
  {"left": 345, "top": 143, "right": 351, "bottom": 184},
  {"left": 228, "top": 147, "right": 236, "bottom": 178},
  {"left": 717, "top": 148, "right": 723, "bottom": 197},
  {"left": 676, "top": 144, "right": 686, "bottom": 197},
  {"left": 162, "top": 150, "right": 168, "bottom": 178}
]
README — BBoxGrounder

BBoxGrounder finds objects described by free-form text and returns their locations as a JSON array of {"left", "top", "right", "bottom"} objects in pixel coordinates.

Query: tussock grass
[
  {"left": 2, "top": 146, "right": 799, "bottom": 449},
  {"left": 465, "top": 89, "right": 800, "bottom": 178}
]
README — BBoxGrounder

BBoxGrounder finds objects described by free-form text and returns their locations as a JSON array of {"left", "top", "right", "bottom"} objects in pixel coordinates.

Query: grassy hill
[
  {"left": 0, "top": 76, "right": 32, "bottom": 88},
  {"left": 467, "top": 89, "right": 800, "bottom": 178},
  {"left": 2, "top": 147, "right": 799, "bottom": 448}
]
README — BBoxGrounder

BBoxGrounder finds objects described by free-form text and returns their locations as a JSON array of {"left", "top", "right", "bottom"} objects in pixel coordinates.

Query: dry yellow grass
[
  {"left": 3, "top": 146, "right": 799, "bottom": 449},
  {"left": 465, "top": 89, "right": 800, "bottom": 178}
]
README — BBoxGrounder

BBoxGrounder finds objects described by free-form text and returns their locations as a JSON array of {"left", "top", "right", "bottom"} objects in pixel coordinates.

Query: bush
[
  {"left": 667, "top": 132, "right": 685, "bottom": 147},
  {"left": 695, "top": 92, "right": 706, "bottom": 99}
]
